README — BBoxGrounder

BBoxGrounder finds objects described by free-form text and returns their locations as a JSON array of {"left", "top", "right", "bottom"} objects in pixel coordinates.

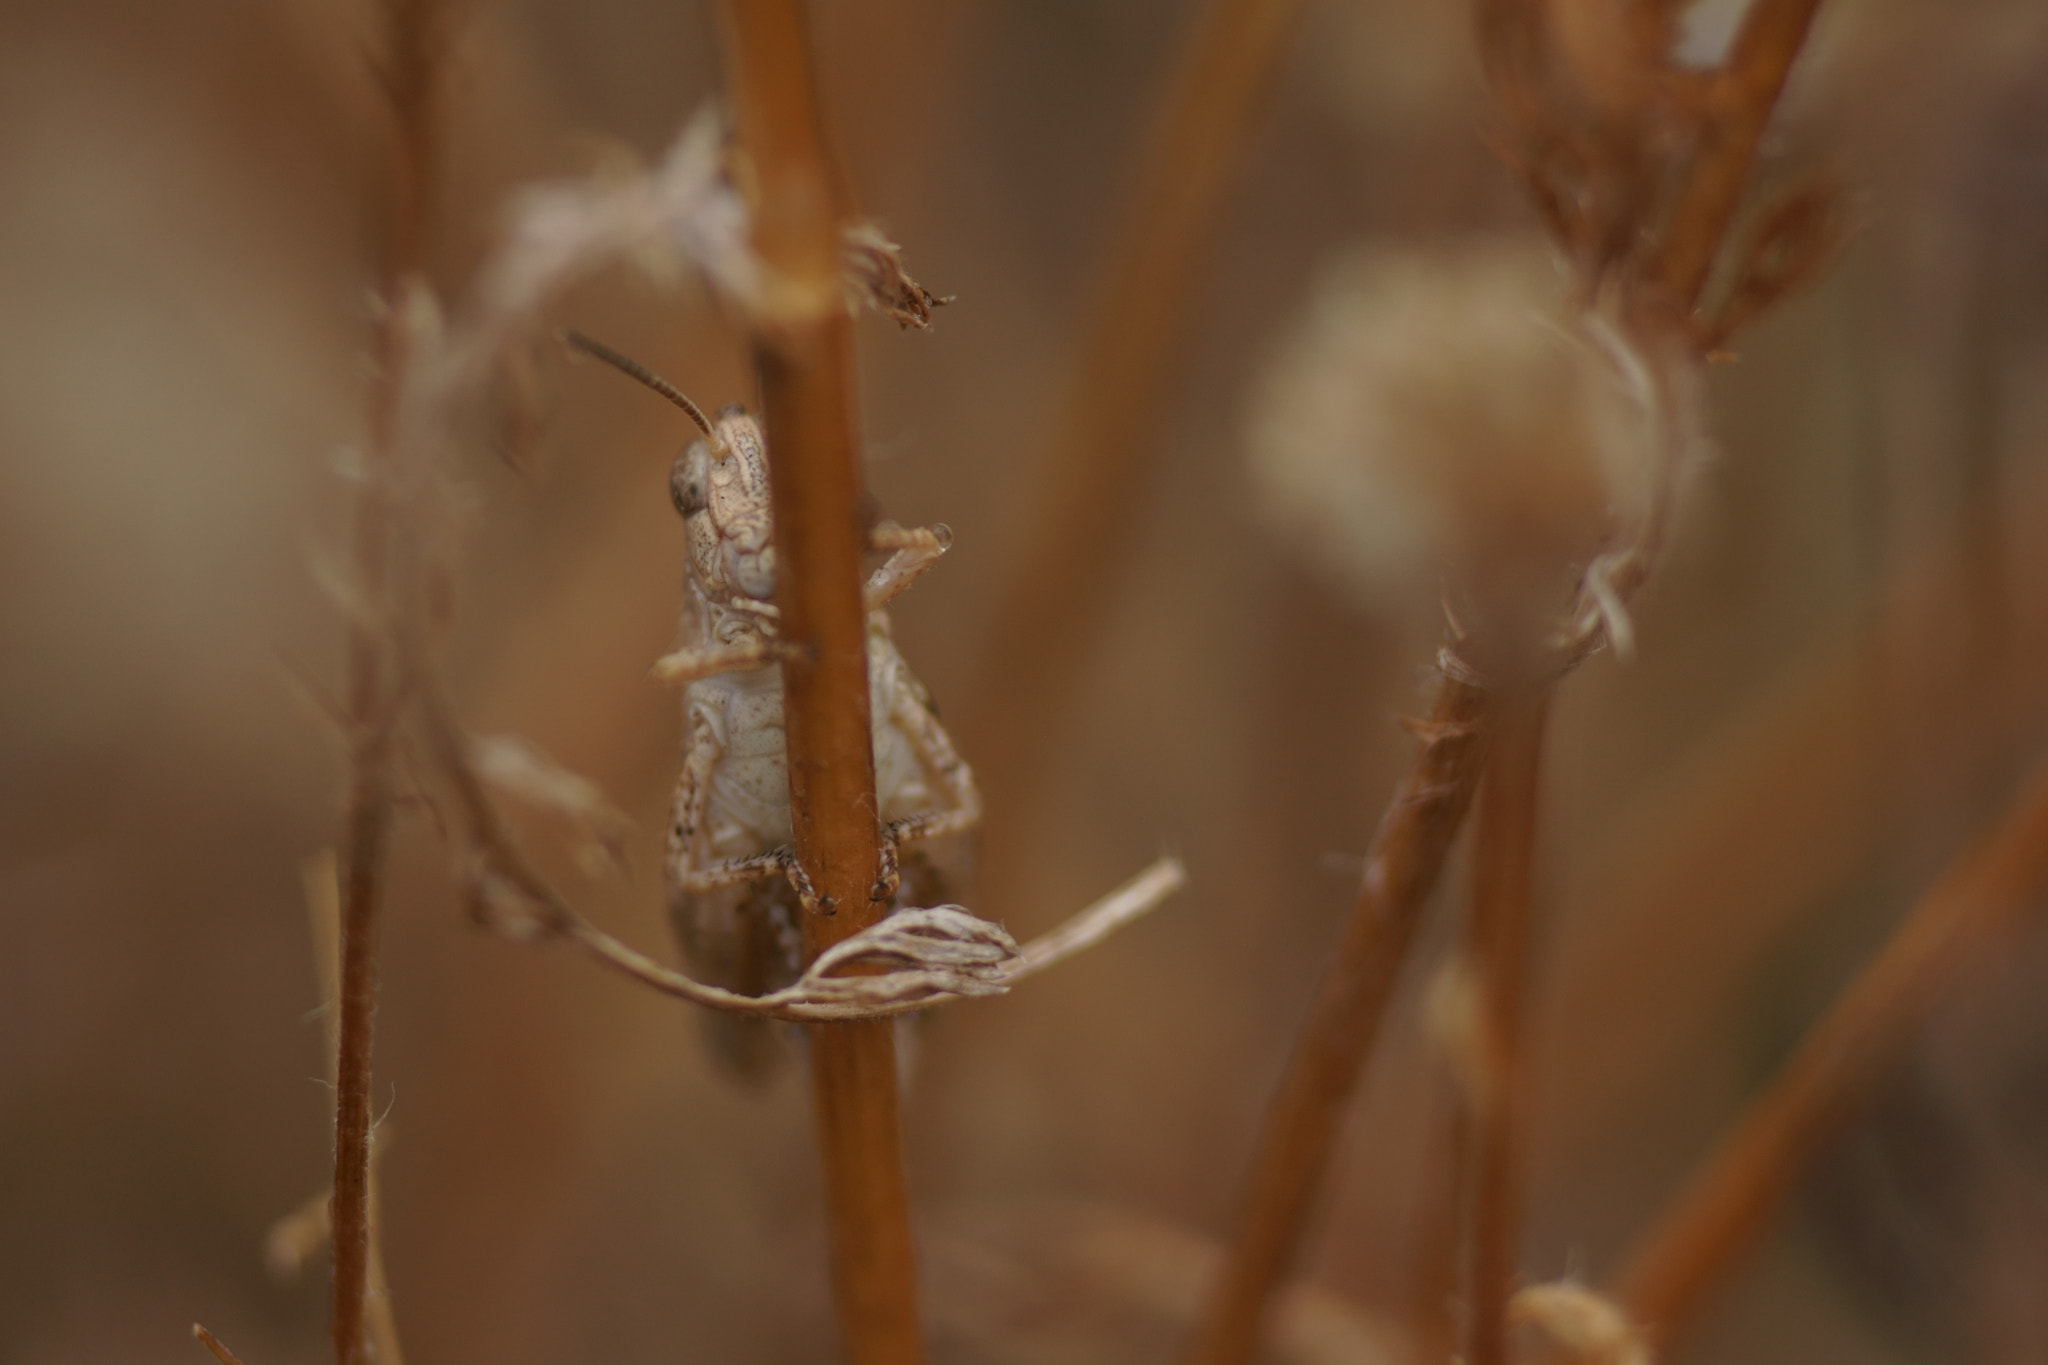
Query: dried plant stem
[
  {"left": 970, "top": 0, "right": 1311, "bottom": 800},
  {"left": 1651, "top": 0, "right": 1827, "bottom": 310},
  {"left": 1189, "top": 673, "right": 1491, "bottom": 1365},
  {"left": 332, "top": 746, "right": 391, "bottom": 1365},
  {"left": 1460, "top": 691, "right": 1548, "bottom": 1365},
  {"left": 290, "top": 854, "right": 405, "bottom": 1365},
  {"left": 1546, "top": 473, "right": 2048, "bottom": 1163},
  {"left": 1615, "top": 753, "right": 2048, "bottom": 1343},
  {"left": 718, "top": 3, "right": 921, "bottom": 1360},
  {"left": 332, "top": 354, "right": 400, "bottom": 1365},
  {"left": 192, "top": 1325, "right": 249, "bottom": 1365},
  {"left": 1412, "top": 1083, "right": 1470, "bottom": 1365},
  {"left": 332, "top": 5, "right": 441, "bottom": 1365},
  {"left": 1193, "top": 2, "right": 1832, "bottom": 1353}
]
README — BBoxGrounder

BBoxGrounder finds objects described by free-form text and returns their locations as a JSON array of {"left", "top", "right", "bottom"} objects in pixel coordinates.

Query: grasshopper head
[
  {"left": 673, "top": 406, "right": 776, "bottom": 605},
  {"left": 559, "top": 334, "right": 782, "bottom": 612}
]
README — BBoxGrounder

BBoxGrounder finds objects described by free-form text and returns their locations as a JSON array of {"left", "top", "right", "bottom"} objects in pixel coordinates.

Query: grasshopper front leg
[
  {"left": 681, "top": 845, "right": 830, "bottom": 913},
  {"left": 863, "top": 522, "right": 951, "bottom": 614},
  {"left": 651, "top": 634, "right": 804, "bottom": 687}
]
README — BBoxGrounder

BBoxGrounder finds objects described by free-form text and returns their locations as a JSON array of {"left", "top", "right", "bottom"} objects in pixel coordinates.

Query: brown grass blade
[
  {"left": 1616, "top": 751, "right": 2048, "bottom": 1342},
  {"left": 1188, "top": 674, "right": 1492, "bottom": 1365}
]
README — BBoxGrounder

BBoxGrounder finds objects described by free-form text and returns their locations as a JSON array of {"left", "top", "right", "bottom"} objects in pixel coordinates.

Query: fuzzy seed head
[
  {"left": 1247, "top": 238, "right": 1681, "bottom": 666},
  {"left": 1510, "top": 1281, "right": 1653, "bottom": 1365}
]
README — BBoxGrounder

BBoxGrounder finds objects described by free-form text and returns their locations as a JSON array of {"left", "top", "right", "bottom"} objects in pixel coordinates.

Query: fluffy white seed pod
[{"left": 1247, "top": 238, "right": 1688, "bottom": 665}]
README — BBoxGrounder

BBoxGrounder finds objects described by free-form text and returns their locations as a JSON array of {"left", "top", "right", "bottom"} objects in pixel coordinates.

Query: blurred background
[{"left": 6, "top": 0, "right": 2048, "bottom": 1361}]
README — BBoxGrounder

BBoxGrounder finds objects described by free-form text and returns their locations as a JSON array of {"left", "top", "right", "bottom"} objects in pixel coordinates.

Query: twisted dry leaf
[
  {"left": 779, "top": 906, "right": 1021, "bottom": 1007},
  {"left": 468, "top": 851, "right": 1186, "bottom": 1023}
]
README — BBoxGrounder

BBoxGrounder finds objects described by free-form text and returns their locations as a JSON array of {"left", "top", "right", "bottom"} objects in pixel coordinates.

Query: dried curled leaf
[
  {"left": 1548, "top": 304, "right": 1706, "bottom": 666},
  {"left": 1509, "top": 1282, "right": 1652, "bottom": 1365},
  {"left": 490, "top": 854, "right": 1186, "bottom": 1022},
  {"left": 470, "top": 734, "right": 633, "bottom": 878},
  {"left": 842, "top": 221, "right": 953, "bottom": 329},
  {"left": 779, "top": 907, "right": 1022, "bottom": 1008}
]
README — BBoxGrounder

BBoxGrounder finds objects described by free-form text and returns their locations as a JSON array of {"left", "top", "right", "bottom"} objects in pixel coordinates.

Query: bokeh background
[{"left": 7, "top": 0, "right": 2048, "bottom": 1361}]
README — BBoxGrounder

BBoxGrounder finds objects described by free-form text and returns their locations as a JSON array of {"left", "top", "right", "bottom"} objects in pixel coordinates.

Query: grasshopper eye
[{"left": 671, "top": 464, "right": 709, "bottom": 518}]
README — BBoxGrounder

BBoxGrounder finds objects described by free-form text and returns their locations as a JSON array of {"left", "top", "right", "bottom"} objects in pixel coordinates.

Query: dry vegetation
[{"left": 7, "top": 1, "right": 2048, "bottom": 1364}]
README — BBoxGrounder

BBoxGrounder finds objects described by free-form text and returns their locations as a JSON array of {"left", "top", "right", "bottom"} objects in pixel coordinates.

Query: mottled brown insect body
[{"left": 557, "top": 349, "right": 975, "bottom": 1076}]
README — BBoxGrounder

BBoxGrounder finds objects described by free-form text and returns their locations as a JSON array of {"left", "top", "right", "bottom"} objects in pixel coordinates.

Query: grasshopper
[{"left": 567, "top": 334, "right": 981, "bottom": 1077}]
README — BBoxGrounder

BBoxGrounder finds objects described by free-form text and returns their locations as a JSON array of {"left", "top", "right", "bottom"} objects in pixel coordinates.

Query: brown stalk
[
  {"left": 294, "top": 855, "right": 405, "bottom": 1365},
  {"left": 1543, "top": 454, "right": 2048, "bottom": 1169},
  {"left": 332, "top": 4, "right": 442, "bottom": 1365},
  {"left": 192, "top": 1325, "right": 249, "bottom": 1365},
  {"left": 718, "top": 3, "right": 922, "bottom": 1361},
  {"left": 1446, "top": 0, "right": 1829, "bottom": 1331},
  {"left": 1616, "top": 753, "right": 2048, "bottom": 1343},
  {"left": 1188, "top": 675, "right": 1491, "bottom": 1365},
  {"left": 1193, "top": 1, "right": 1831, "bottom": 1356},
  {"left": 968, "top": 0, "right": 1312, "bottom": 806},
  {"left": 1460, "top": 691, "right": 1549, "bottom": 1365},
  {"left": 1411, "top": 1077, "right": 1471, "bottom": 1365},
  {"left": 1648, "top": 0, "right": 1828, "bottom": 311}
]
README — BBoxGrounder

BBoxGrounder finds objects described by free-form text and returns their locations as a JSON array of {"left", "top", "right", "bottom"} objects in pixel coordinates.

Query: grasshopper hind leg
[
  {"left": 891, "top": 831, "right": 974, "bottom": 915},
  {"left": 668, "top": 876, "right": 803, "bottom": 1085}
]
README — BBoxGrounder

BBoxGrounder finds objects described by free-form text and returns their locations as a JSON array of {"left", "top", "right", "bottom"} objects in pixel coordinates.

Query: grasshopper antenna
[{"left": 560, "top": 330, "right": 717, "bottom": 440}]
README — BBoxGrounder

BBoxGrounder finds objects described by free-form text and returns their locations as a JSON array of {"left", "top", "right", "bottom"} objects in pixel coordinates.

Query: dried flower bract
[{"left": 842, "top": 222, "right": 954, "bottom": 330}]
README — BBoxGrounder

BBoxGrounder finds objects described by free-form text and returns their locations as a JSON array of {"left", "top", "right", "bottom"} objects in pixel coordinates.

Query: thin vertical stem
[
  {"left": 304, "top": 854, "right": 406, "bottom": 1365},
  {"left": 1411, "top": 1074, "right": 1472, "bottom": 1365},
  {"left": 718, "top": 4, "right": 922, "bottom": 1361},
  {"left": 1461, "top": 691, "right": 1548, "bottom": 1365},
  {"left": 333, "top": 696, "right": 392, "bottom": 1365},
  {"left": 1189, "top": 675, "right": 1492, "bottom": 1365},
  {"left": 334, "top": 4, "right": 441, "bottom": 1364},
  {"left": 969, "top": 0, "right": 1312, "bottom": 807},
  {"left": 1616, "top": 754, "right": 2048, "bottom": 1343}
]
